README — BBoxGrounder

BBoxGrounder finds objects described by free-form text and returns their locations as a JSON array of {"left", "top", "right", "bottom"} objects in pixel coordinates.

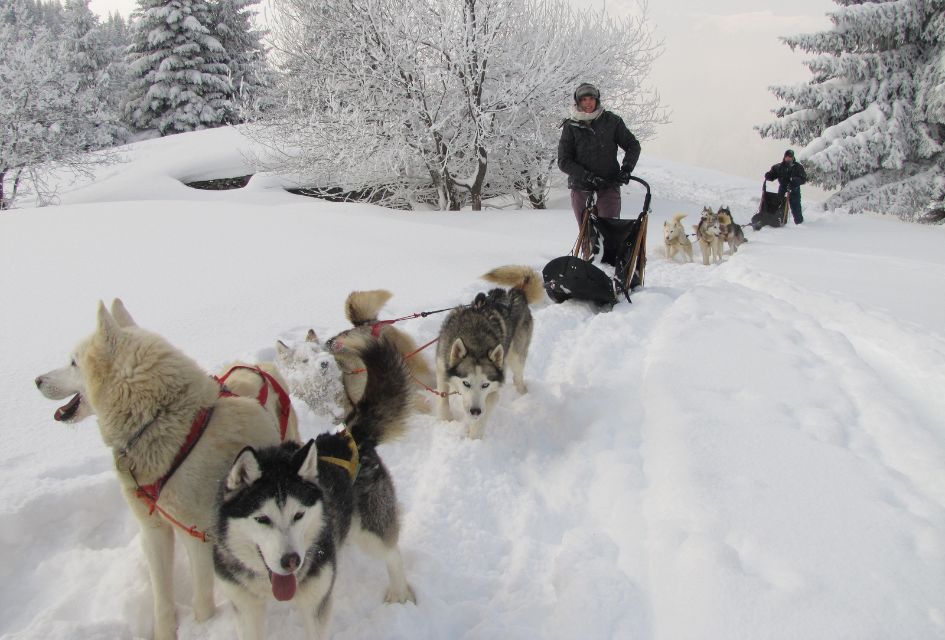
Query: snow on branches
[
  {"left": 258, "top": 0, "right": 666, "bottom": 210},
  {"left": 758, "top": 0, "right": 945, "bottom": 220}
]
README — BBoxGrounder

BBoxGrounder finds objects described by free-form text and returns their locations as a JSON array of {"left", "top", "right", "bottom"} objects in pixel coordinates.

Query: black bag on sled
[
  {"left": 543, "top": 255, "right": 618, "bottom": 306},
  {"left": 543, "top": 176, "right": 650, "bottom": 307},
  {"left": 751, "top": 181, "right": 789, "bottom": 230}
]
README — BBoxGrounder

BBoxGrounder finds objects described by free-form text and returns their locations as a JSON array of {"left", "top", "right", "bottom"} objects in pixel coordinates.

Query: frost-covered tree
[
  {"left": 209, "top": 0, "right": 274, "bottom": 117},
  {"left": 262, "top": 0, "right": 664, "bottom": 210},
  {"left": 758, "top": 0, "right": 945, "bottom": 219},
  {"left": 124, "top": 0, "right": 235, "bottom": 135},
  {"left": 0, "top": 0, "right": 121, "bottom": 209}
]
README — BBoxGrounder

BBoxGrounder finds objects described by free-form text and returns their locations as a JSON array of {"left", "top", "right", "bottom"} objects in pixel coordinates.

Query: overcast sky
[{"left": 87, "top": 0, "right": 836, "bottom": 187}]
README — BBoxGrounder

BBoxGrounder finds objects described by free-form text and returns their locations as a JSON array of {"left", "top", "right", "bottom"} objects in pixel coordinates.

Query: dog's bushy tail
[
  {"left": 481, "top": 265, "right": 544, "bottom": 305},
  {"left": 345, "top": 290, "right": 393, "bottom": 326},
  {"left": 671, "top": 213, "right": 687, "bottom": 224},
  {"left": 340, "top": 332, "right": 412, "bottom": 449}
]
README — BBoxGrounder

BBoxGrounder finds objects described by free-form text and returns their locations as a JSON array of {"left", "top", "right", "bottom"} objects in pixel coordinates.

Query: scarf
[{"left": 569, "top": 105, "right": 604, "bottom": 123}]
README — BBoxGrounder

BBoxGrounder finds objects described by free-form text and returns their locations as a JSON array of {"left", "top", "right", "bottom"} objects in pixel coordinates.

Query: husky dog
[
  {"left": 275, "top": 329, "right": 347, "bottom": 420},
  {"left": 663, "top": 213, "right": 694, "bottom": 262},
  {"left": 717, "top": 206, "right": 747, "bottom": 254},
  {"left": 214, "top": 333, "right": 416, "bottom": 640},
  {"left": 333, "top": 289, "right": 435, "bottom": 413},
  {"left": 34, "top": 300, "right": 295, "bottom": 640},
  {"left": 695, "top": 207, "right": 723, "bottom": 265},
  {"left": 436, "top": 265, "right": 544, "bottom": 439},
  {"left": 276, "top": 290, "right": 434, "bottom": 420}
]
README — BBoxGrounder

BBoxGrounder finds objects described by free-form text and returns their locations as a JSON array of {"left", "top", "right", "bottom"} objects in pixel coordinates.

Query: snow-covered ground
[{"left": 2, "top": 127, "right": 944, "bottom": 639}]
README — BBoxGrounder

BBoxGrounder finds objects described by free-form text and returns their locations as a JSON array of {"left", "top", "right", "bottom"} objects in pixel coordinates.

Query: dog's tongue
[
  {"left": 54, "top": 394, "right": 81, "bottom": 422},
  {"left": 270, "top": 572, "right": 297, "bottom": 601}
]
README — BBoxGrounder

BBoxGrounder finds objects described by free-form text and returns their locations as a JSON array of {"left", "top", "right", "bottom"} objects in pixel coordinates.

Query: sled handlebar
[
  {"left": 583, "top": 175, "right": 651, "bottom": 214},
  {"left": 627, "top": 175, "right": 651, "bottom": 214}
]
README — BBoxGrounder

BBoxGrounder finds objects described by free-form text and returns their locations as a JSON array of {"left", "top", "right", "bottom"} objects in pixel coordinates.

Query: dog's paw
[
  {"left": 154, "top": 621, "right": 178, "bottom": 640},
  {"left": 194, "top": 600, "right": 216, "bottom": 623},
  {"left": 385, "top": 583, "right": 417, "bottom": 604},
  {"left": 466, "top": 423, "right": 485, "bottom": 439},
  {"left": 437, "top": 404, "right": 454, "bottom": 422}
]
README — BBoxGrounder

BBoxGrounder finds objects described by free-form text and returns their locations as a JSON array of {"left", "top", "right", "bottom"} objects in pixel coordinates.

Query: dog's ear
[
  {"left": 488, "top": 344, "right": 505, "bottom": 370},
  {"left": 96, "top": 301, "right": 122, "bottom": 351},
  {"left": 294, "top": 440, "right": 319, "bottom": 483},
  {"left": 110, "top": 298, "right": 137, "bottom": 328},
  {"left": 225, "top": 447, "right": 262, "bottom": 494},
  {"left": 448, "top": 338, "right": 467, "bottom": 367},
  {"left": 276, "top": 340, "right": 290, "bottom": 358},
  {"left": 305, "top": 329, "right": 319, "bottom": 344}
]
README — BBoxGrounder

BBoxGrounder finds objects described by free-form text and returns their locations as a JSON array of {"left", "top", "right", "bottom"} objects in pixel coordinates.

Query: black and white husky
[{"left": 214, "top": 333, "right": 416, "bottom": 640}]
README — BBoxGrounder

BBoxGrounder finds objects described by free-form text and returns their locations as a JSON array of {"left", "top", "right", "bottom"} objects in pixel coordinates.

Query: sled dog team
[
  {"left": 34, "top": 265, "right": 542, "bottom": 640},
  {"left": 664, "top": 205, "right": 747, "bottom": 265}
]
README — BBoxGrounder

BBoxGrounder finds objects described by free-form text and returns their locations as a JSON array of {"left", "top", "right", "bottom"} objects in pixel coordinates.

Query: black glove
[
  {"left": 618, "top": 168, "right": 632, "bottom": 185},
  {"left": 583, "top": 171, "right": 606, "bottom": 189},
  {"left": 764, "top": 171, "right": 774, "bottom": 181}
]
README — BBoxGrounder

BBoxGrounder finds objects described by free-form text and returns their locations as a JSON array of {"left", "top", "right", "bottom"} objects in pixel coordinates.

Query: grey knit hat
[
  {"left": 784, "top": 149, "right": 795, "bottom": 158},
  {"left": 573, "top": 83, "right": 600, "bottom": 103}
]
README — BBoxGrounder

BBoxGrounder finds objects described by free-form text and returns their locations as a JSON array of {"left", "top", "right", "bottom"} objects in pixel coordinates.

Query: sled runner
[
  {"left": 751, "top": 180, "right": 790, "bottom": 230},
  {"left": 543, "top": 175, "right": 650, "bottom": 308}
]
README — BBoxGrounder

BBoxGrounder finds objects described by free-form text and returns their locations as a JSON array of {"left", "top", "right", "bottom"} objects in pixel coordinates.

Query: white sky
[{"left": 87, "top": 0, "right": 836, "bottom": 186}]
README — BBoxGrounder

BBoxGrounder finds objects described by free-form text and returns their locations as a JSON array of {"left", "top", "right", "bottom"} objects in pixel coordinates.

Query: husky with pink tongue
[{"left": 213, "top": 333, "right": 416, "bottom": 640}]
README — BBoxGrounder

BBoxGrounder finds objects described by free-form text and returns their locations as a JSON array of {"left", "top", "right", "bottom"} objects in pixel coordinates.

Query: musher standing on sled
[
  {"left": 765, "top": 149, "right": 807, "bottom": 224},
  {"left": 557, "top": 82, "right": 641, "bottom": 228}
]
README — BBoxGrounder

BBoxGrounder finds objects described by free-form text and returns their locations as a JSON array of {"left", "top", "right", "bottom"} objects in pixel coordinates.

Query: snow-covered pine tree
[
  {"left": 124, "top": 0, "right": 235, "bottom": 135},
  {"left": 758, "top": 0, "right": 945, "bottom": 219},
  {"left": 61, "top": 0, "right": 129, "bottom": 147},
  {"left": 209, "top": 0, "right": 273, "bottom": 118},
  {"left": 99, "top": 11, "right": 132, "bottom": 117}
]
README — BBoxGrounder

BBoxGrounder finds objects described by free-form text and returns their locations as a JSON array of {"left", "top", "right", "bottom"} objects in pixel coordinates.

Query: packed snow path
[{"left": 2, "top": 143, "right": 943, "bottom": 638}]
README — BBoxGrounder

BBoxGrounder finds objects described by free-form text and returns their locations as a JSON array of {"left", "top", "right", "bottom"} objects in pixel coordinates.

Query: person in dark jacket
[
  {"left": 558, "top": 83, "right": 641, "bottom": 227},
  {"left": 765, "top": 149, "right": 807, "bottom": 224}
]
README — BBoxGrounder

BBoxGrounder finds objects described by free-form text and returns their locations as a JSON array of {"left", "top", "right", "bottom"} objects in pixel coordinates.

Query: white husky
[
  {"left": 664, "top": 213, "right": 694, "bottom": 262},
  {"left": 34, "top": 300, "right": 297, "bottom": 640},
  {"left": 276, "top": 290, "right": 435, "bottom": 420},
  {"left": 275, "top": 329, "right": 347, "bottom": 420}
]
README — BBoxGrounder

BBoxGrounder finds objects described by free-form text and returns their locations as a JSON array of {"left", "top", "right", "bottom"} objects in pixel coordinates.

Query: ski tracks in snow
[
  {"left": 638, "top": 244, "right": 945, "bottom": 638},
  {"left": 380, "top": 235, "right": 945, "bottom": 639}
]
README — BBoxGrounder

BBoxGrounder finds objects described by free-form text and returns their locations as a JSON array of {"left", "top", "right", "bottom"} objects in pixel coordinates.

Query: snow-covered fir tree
[
  {"left": 98, "top": 11, "right": 132, "bottom": 113},
  {"left": 209, "top": 0, "right": 274, "bottom": 117},
  {"left": 61, "top": 0, "right": 129, "bottom": 147},
  {"left": 758, "top": 0, "right": 945, "bottom": 219},
  {"left": 124, "top": 0, "right": 235, "bottom": 135}
]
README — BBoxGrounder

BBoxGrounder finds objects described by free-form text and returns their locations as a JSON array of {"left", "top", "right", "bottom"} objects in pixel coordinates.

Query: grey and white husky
[
  {"left": 695, "top": 206, "right": 723, "bottom": 265},
  {"left": 214, "top": 333, "right": 416, "bottom": 640},
  {"left": 717, "top": 205, "right": 747, "bottom": 254},
  {"left": 435, "top": 265, "right": 544, "bottom": 439}
]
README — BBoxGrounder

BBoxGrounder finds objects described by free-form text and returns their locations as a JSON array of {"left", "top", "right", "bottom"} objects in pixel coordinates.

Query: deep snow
[{"left": 1, "top": 127, "right": 944, "bottom": 640}]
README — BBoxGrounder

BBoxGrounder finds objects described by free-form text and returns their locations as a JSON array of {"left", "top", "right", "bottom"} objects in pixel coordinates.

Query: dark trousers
[
  {"left": 571, "top": 186, "right": 621, "bottom": 227},
  {"left": 781, "top": 189, "right": 803, "bottom": 223}
]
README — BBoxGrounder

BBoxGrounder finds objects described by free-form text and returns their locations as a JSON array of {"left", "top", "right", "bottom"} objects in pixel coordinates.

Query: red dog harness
[
  {"left": 133, "top": 367, "right": 293, "bottom": 541},
  {"left": 215, "top": 365, "right": 292, "bottom": 441}
]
